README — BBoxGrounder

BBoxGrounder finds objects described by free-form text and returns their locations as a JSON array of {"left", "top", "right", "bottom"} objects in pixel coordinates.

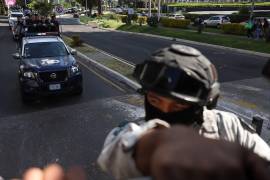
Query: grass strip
[
  {"left": 62, "top": 35, "right": 134, "bottom": 79},
  {"left": 80, "top": 16, "right": 270, "bottom": 54},
  {"left": 116, "top": 24, "right": 270, "bottom": 54}
]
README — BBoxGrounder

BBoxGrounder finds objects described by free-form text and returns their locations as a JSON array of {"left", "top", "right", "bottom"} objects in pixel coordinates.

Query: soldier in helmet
[{"left": 97, "top": 44, "right": 270, "bottom": 179}]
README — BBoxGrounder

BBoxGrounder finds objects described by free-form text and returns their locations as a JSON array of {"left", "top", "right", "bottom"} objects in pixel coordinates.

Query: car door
[
  {"left": 212, "top": 17, "right": 220, "bottom": 26},
  {"left": 208, "top": 17, "right": 217, "bottom": 26}
]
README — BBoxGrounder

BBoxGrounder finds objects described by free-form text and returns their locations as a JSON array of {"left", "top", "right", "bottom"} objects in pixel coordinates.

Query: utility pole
[
  {"left": 250, "top": 0, "right": 255, "bottom": 20},
  {"left": 158, "top": 0, "right": 160, "bottom": 21},
  {"left": 148, "top": 0, "right": 151, "bottom": 17}
]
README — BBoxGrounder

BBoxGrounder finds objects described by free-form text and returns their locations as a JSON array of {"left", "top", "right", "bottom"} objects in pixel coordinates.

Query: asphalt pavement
[
  {"left": 0, "top": 20, "right": 124, "bottom": 119},
  {"left": 0, "top": 17, "right": 131, "bottom": 179},
  {"left": 62, "top": 24, "right": 269, "bottom": 83}
]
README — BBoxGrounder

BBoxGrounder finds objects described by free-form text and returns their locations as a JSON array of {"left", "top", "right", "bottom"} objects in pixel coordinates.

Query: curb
[
  {"left": 97, "top": 26, "right": 270, "bottom": 59},
  {"left": 76, "top": 51, "right": 141, "bottom": 91}
]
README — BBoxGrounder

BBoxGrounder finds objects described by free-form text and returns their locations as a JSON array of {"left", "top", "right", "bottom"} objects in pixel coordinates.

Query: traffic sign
[{"left": 55, "top": 5, "right": 64, "bottom": 14}]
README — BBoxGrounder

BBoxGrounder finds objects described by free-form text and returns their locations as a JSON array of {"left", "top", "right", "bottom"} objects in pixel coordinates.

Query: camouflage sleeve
[
  {"left": 97, "top": 119, "right": 169, "bottom": 180},
  {"left": 216, "top": 111, "right": 270, "bottom": 162}
]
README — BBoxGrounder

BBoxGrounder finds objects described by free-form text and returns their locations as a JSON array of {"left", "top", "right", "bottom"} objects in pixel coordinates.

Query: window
[
  {"left": 11, "top": 14, "right": 23, "bottom": 18},
  {"left": 24, "top": 42, "right": 69, "bottom": 58}
]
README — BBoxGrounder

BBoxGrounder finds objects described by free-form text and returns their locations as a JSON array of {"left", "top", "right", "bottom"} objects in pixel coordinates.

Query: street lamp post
[
  {"left": 148, "top": 0, "right": 151, "bottom": 17},
  {"left": 86, "top": 0, "right": 87, "bottom": 14},
  {"left": 158, "top": 0, "right": 161, "bottom": 21},
  {"left": 250, "top": 0, "right": 255, "bottom": 20}
]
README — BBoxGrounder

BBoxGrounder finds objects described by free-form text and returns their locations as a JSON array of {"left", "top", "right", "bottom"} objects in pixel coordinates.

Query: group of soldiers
[{"left": 14, "top": 14, "right": 60, "bottom": 42}]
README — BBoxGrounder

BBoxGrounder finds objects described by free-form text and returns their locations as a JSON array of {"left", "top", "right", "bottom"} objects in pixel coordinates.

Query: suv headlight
[
  {"left": 70, "top": 64, "right": 80, "bottom": 74},
  {"left": 23, "top": 71, "right": 36, "bottom": 79}
]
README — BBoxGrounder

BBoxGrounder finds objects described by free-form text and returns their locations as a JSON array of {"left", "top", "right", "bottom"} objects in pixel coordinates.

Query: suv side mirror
[
  {"left": 12, "top": 53, "right": 20, "bottom": 59},
  {"left": 70, "top": 49, "right": 77, "bottom": 55}
]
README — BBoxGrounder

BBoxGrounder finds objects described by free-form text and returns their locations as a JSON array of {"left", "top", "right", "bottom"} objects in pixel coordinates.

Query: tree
[
  {"left": 97, "top": 0, "right": 101, "bottom": 15},
  {"left": 76, "top": 0, "right": 100, "bottom": 16},
  {"left": 28, "top": 1, "right": 54, "bottom": 16}
]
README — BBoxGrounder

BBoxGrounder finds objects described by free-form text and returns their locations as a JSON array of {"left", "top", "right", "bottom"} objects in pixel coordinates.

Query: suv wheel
[{"left": 217, "top": 23, "right": 221, "bottom": 28}]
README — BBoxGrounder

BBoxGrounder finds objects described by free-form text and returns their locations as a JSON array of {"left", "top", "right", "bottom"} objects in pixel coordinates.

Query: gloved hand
[{"left": 134, "top": 125, "right": 269, "bottom": 180}]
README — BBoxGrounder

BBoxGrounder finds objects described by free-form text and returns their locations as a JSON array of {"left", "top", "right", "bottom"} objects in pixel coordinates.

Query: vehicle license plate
[{"left": 49, "top": 84, "right": 61, "bottom": 90}]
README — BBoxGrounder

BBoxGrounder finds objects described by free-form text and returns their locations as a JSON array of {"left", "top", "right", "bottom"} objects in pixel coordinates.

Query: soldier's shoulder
[{"left": 206, "top": 109, "right": 256, "bottom": 133}]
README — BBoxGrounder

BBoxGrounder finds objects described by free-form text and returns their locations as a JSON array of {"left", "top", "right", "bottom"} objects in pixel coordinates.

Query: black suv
[{"left": 13, "top": 35, "right": 83, "bottom": 102}]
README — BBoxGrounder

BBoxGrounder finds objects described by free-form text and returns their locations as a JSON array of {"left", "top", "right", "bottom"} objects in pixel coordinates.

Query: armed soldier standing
[{"left": 98, "top": 44, "right": 270, "bottom": 179}]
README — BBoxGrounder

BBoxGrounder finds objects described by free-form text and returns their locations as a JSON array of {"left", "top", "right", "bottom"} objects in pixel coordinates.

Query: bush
[
  {"left": 131, "top": 14, "right": 138, "bottom": 22},
  {"left": 71, "top": 36, "right": 83, "bottom": 47},
  {"left": 137, "top": 16, "right": 147, "bottom": 26},
  {"left": 147, "top": 16, "right": 159, "bottom": 27},
  {"left": 228, "top": 14, "right": 249, "bottom": 23},
  {"left": 238, "top": 7, "right": 250, "bottom": 15},
  {"left": 160, "top": 18, "right": 190, "bottom": 28},
  {"left": 108, "top": 13, "right": 118, "bottom": 20},
  {"left": 221, "top": 23, "right": 247, "bottom": 35},
  {"left": 117, "top": 15, "right": 128, "bottom": 23}
]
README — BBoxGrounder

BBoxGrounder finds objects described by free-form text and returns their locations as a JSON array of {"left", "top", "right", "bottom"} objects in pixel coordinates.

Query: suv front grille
[{"left": 39, "top": 70, "right": 67, "bottom": 82}]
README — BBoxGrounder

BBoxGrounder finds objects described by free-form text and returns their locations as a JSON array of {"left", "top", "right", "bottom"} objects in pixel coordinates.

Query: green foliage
[
  {"left": 0, "top": 0, "right": 6, "bottom": 15},
  {"left": 131, "top": 14, "right": 138, "bottom": 22},
  {"left": 62, "top": 2, "right": 72, "bottom": 8},
  {"left": 238, "top": 7, "right": 250, "bottom": 15},
  {"left": 137, "top": 16, "right": 147, "bottom": 26},
  {"left": 117, "top": 15, "right": 128, "bottom": 24},
  {"left": 28, "top": 1, "right": 54, "bottom": 16},
  {"left": 160, "top": 18, "right": 190, "bottom": 28},
  {"left": 147, "top": 16, "right": 159, "bottom": 27},
  {"left": 228, "top": 14, "right": 249, "bottom": 23},
  {"left": 221, "top": 23, "right": 247, "bottom": 35},
  {"left": 107, "top": 13, "right": 118, "bottom": 20},
  {"left": 71, "top": 36, "right": 83, "bottom": 47}
]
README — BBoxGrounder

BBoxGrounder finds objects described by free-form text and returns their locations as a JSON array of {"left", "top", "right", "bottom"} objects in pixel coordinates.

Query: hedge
[
  {"left": 117, "top": 15, "right": 128, "bottom": 23},
  {"left": 160, "top": 18, "right": 191, "bottom": 28},
  {"left": 185, "top": 13, "right": 270, "bottom": 24},
  {"left": 228, "top": 14, "right": 249, "bottom": 23},
  {"left": 221, "top": 23, "right": 247, "bottom": 35},
  {"left": 137, "top": 16, "right": 147, "bottom": 26}
]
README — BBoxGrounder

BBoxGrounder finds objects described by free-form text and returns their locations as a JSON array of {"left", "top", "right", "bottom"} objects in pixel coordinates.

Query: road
[
  {"left": 62, "top": 23, "right": 268, "bottom": 83},
  {"left": 0, "top": 17, "right": 135, "bottom": 179},
  {"left": 0, "top": 16, "right": 269, "bottom": 179}
]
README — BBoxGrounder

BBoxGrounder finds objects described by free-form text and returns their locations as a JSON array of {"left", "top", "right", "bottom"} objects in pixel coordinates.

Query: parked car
[
  {"left": 65, "top": 7, "right": 77, "bottom": 14},
  {"left": 168, "top": 14, "right": 185, "bottom": 20},
  {"left": 204, "top": 15, "right": 230, "bottom": 28},
  {"left": 8, "top": 11, "right": 23, "bottom": 29},
  {"left": 111, "top": 8, "right": 123, "bottom": 14}
]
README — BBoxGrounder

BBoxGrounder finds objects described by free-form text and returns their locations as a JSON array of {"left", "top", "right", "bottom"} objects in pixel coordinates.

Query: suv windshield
[
  {"left": 11, "top": 14, "right": 23, "bottom": 17},
  {"left": 24, "top": 42, "right": 69, "bottom": 58}
]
